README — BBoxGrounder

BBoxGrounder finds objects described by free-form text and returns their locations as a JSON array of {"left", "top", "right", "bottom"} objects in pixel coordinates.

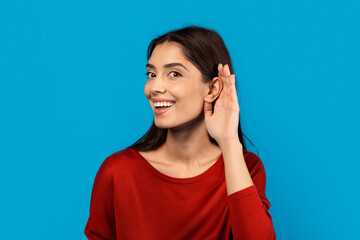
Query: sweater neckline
[{"left": 129, "top": 147, "right": 224, "bottom": 184}]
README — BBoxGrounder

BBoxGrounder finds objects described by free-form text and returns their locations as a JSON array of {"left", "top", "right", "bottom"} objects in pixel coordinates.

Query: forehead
[{"left": 148, "top": 42, "right": 187, "bottom": 64}]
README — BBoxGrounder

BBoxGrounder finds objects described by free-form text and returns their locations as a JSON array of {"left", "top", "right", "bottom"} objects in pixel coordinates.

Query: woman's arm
[
  {"left": 84, "top": 158, "right": 117, "bottom": 240},
  {"left": 220, "top": 139, "right": 277, "bottom": 240},
  {"left": 220, "top": 140, "right": 254, "bottom": 195}
]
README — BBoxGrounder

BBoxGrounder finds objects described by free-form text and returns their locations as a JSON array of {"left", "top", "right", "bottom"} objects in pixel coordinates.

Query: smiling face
[{"left": 144, "top": 41, "right": 211, "bottom": 129}]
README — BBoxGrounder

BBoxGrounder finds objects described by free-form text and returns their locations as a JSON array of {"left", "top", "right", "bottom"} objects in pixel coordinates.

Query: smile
[{"left": 154, "top": 102, "right": 175, "bottom": 115}]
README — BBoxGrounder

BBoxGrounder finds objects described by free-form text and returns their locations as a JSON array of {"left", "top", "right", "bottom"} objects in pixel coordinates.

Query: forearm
[
  {"left": 219, "top": 139, "right": 254, "bottom": 196},
  {"left": 219, "top": 139, "right": 276, "bottom": 239}
]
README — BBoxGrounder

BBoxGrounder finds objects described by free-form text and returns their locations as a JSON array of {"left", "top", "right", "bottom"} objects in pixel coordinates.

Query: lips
[
  {"left": 152, "top": 98, "right": 176, "bottom": 103},
  {"left": 154, "top": 102, "right": 175, "bottom": 115}
]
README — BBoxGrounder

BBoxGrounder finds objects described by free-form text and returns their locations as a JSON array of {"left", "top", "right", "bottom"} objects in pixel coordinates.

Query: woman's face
[{"left": 144, "top": 41, "right": 210, "bottom": 129}]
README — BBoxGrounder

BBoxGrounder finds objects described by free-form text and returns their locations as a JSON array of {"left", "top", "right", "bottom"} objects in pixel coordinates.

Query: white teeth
[{"left": 154, "top": 102, "right": 174, "bottom": 107}]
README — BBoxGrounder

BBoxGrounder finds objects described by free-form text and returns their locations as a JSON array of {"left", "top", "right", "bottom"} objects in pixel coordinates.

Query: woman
[{"left": 84, "top": 26, "right": 276, "bottom": 239}]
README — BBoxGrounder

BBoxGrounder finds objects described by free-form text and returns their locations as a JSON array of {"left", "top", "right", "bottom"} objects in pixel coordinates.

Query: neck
[{"left": 160, "top": 113, "right": 221, "bottom": 166}]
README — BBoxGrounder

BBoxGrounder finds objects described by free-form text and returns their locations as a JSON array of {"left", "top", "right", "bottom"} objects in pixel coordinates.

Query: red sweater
[{"left": 84, "top": 147, "right": 276, "bottom": 240}]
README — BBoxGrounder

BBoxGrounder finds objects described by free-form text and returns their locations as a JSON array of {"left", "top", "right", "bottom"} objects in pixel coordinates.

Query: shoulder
[
  {"left": 242, "top": 149, "right": 267, "bottom": 177},
  {"left": 242, "top": 150, "right": 270, "bottom": 199},
  {"left": 95, "top": 147, "right": 137, "bottom": 179},
  {"left": 243, "top": 149, "right": 262, "bottom": 163}
]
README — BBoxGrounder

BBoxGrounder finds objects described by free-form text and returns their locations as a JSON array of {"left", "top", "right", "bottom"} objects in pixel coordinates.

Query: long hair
[{"left": 128, "top": 26, "right": 257, "bottom": 153}]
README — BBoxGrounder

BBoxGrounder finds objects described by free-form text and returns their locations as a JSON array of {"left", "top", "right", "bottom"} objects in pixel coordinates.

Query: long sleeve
[
  {"left": 227, "top": 152, "right": 276, "bottom": 240},
  {"left": 84, "top": 158, "right": 117, "bottom": 240},
  {"left": 84, "top": 148, "right": 276, "bottom": 239}
]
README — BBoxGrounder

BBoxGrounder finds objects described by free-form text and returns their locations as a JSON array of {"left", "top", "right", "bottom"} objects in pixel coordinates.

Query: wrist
[{"left": 218, "top": 138, "right": 243, "bottom": 150}]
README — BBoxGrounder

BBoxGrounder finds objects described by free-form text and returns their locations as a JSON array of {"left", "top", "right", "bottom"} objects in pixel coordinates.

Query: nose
[{"left": 149, "top": 77, "right": 166, "bottom": 94}]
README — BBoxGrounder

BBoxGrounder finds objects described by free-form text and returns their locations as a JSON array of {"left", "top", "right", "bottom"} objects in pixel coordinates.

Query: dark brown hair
[{"left": 128, "top": 25, "right": 257, "bottom": 152}]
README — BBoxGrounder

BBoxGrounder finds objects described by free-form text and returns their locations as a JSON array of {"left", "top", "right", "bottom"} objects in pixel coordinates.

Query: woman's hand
[{"left": 204, "top": 63, "right": 240, "bottom": 146}]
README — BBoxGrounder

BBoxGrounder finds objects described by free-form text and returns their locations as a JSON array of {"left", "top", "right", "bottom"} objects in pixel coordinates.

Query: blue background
[{"left": 1, "top": 0, "right": 359, "bottom": 239}]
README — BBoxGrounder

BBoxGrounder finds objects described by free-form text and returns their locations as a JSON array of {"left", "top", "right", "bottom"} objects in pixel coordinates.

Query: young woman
[{"left": 84, "top": 26, "right": 276, "bottom": 239}]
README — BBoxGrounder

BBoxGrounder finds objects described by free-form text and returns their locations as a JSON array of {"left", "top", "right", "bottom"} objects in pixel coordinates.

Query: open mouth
[
  {"left": 155, "top": 105, "right": 174, "bottom": 109},
  {"left": 153, "top": 102, "right": 175, "bottom": 114},
  {"left": 154, "top": 102, "right": 175, "bottom": 109}
]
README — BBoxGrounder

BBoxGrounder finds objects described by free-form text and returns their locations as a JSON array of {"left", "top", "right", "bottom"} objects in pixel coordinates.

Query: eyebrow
[{"left": 146, "top": 62, "right": 189, "bottom": 71}]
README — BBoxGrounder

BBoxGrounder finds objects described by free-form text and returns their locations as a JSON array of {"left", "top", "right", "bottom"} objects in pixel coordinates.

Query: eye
[
  {"left": 169, "top": 71, "right": 182, "bottom": 78},
  {"left": 145, "top": 72, "right": 156, "bottom": 79}
]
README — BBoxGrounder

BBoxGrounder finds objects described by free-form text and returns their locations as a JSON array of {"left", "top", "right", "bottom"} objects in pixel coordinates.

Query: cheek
[
  {"left": 179, "top": 92, "right": 204, "bottom": 113},
  {"left": 144, "top": 83, "right": 150, "bottom": 98}
]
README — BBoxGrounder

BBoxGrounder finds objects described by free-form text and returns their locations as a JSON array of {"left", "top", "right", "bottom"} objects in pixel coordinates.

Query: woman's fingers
[
  {"left": 218, "top": 63, "right": 224, "bottom": 77},
  {"left": 218, "top": 64, "right": 231, "bottom": 77},
  {"left": 224, "top": 64, "right": 231, "bottom": 76},
  {"left": 218, "top": 63, "right": 237, "bottom": 92},
  {"left": 217, "top": 63, "right": 239, "bottom": 109},
  {"left": 218, "top": 64, "right": 232, "bottom": 88}
]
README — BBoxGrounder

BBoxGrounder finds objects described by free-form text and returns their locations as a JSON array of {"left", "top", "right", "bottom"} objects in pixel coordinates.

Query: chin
[{"left": 154, "top": 120, "right": 171, "bottom": 129}]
